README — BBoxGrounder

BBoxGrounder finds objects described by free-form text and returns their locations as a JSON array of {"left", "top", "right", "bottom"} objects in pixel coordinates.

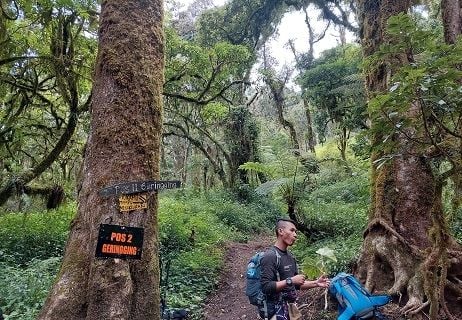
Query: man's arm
[
  {"left": 300, "top": 275, "right": 330, "bottom": 290},
  {"left": 261, "top": 251, "right": 306, "bottom": 294}
]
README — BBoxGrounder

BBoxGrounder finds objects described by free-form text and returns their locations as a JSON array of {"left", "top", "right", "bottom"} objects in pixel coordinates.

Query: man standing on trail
[{"left": 260, "top": 218, "right": 330, "bottom": 320}]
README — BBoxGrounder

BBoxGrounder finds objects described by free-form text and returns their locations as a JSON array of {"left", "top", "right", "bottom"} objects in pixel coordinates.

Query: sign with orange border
[{"left": 95, "top": 224, "right": 143, "bottom": 259}]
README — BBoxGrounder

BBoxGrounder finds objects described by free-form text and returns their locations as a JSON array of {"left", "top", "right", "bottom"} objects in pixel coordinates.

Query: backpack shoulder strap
[{"left": 269, "top": 246, "right": 281, "bottom": 281}]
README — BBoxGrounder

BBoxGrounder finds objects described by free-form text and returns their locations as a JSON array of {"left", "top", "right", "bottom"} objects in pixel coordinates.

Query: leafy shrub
[
  {"left": 298, "top": 200, "right": 368, "bottom": 242},
  {"left": 163, "top": 247, "right": 223, "bottom": 318},
  {"left": 159, "top": 192, "right": 233, "bottom": 257},
  {"left": 158, "top": 188, "right": 281, "bottom": 318},
  {"left": 0, "top": 203, "right": 75, "bottom": 265},
  {"left": 0, "top": 257, "right": 61, "bottom": 320},
  {"left": 293, "top": 233, "right": 362, "bottom": 276},
  {"left": 350, "top": 133, "right": 371, "bottom": 160},
  {"left": 309, "top": 173, "right": 369, "bottom": 205},
  {"left": 290, "top": 165, "right": 368, "bottom": 276},
  {"left": 202, "top": 187, "right": 280, "bottom": 233}
]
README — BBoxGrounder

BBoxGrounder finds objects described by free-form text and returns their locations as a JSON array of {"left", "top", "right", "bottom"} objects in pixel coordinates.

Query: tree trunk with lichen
[
  {"left": 38, "top": 1, "right": 164, "bottom": 319},
  {"left": 355, "top": 1, "right": 462, "bottom": 319}
]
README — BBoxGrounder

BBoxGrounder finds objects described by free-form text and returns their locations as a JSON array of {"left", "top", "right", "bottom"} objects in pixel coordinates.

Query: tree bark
[
  {"left": 303, "top": 98, "right": 316, "bottom": 153},
  {"left": 356, "top": 1, "right": 462, "bottom": 319},
  {"left": 441, "top": 0, "right": 461, "bottom": 44},
  {"left": 38, "top": 1, "right": 164, "bottom": 319},
  {"left": 266, "top": 75, "right": 300, "bottom": 151}
]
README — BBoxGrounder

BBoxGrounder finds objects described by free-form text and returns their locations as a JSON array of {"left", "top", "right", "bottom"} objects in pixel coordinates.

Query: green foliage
[
  {"left": 309, "top": 173, "right": 370, "bottom": 204},
  {"left": 200, "top": 102, "right": 229, "bottom": 124},
  {"left": 450, "top": 206, "right": 462, "bottom": 242},
  {"left": 165, "top": 28, "right": 253, "bottom": 101},
  {"left": 0, "top": 257, "right": 61, "bottom": 320},
  {"left": 291, "top": 167, "right": 369, "bottom": 275},
  {"left": 195, "top": 0, "right": 287, "bottom": 49},
  {"left": 350, "top": 133, "right": 372, "bottom": 160},
  {"left": 298, "top": 44, "right": 366, "bottom": 143},
  {"left": 315, "top": 138, "right": 358, "bottom": 164},
  {"left": 211, "top": 187, "right": 281, "bottom": 232},
  {"left": 225, "top": 106, "right": 261, "bottom": 185},
  {"left": 298, "top": 201, "right": 368, "bottom": 242},
  {"left": 164, "top": 247, "right": 223, "bottom": 316},
  {"left": 365, "top": 13, "right": 462, "bottom": 158},
  {"left": 255, "top": 178, "right": 289, "bottom": 196},
  {"left": 0, "top": 0, "right": 97, "bottom": 196},
  {"left": 239, "top": 161, "right": 275, "bottom": 180},
  {"left": 0, "top": 203, "right": 75, "bottom": 265},
  {"left": 293, "top": 230, "right": 363, "bottom": 276},
  {"left": 301, "top": 247, "right": 337, "bottom": 278},
  {"left": 157, "top": 188, "right": 280, "bottom": 317},
  {"left": 159, "top": 193, "right": 232, "bottom": 256}
]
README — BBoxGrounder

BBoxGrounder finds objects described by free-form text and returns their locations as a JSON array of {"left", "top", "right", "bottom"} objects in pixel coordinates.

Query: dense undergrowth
[
  {"left": 0, "top": 146, "right": 461, "bottom": 319},
  {"left": 0, "top": 188, "right": 281, "bottom": 320}
]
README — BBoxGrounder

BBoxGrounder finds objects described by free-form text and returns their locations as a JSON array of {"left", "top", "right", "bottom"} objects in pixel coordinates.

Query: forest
[{"left": 0, "top": 0, "right": 461, "bottom": 319}]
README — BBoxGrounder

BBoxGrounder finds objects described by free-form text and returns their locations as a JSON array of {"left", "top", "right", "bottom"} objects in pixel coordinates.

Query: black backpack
[{"left": 245, "top": 247, "right": 281, "bottom": 320}]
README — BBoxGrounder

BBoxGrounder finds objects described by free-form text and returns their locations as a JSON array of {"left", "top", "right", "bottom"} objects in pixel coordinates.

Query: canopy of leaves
[
  {"left": 165, "top": 27, "right": 253, "bottom": 104},
  {"left": 366, "top": 13, "right": 462, "bottom": 161},
  {"left": 195, "top": 0, "right": 287, "bottom": 49},
  {"left": 298, "top": 44, "right": 366, "bottom": 142},
  {"left": 0, "top": 0, "right": 97, "bottom": 193}
]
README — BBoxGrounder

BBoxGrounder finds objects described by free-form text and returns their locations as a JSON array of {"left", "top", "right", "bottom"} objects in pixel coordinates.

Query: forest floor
[
  {"left": 204, "top": 235, "right": 462, "bottom": 320},
  {"left": 200, "top": 235, "right": 441, "bottom": 320},
  {"left": 201, "top": 234, "right": 336, "bottom": 320}
]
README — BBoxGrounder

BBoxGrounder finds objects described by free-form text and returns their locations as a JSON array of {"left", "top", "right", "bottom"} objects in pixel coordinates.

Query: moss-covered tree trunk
[
  {"left": 356, "top": 1, "right": 462, "bottom": 319},
  {"left": 38, "top": 1, "right": 164, "bottom": 319},
  {"left": 225, "top": 106, "right": 260, "bottom": 186},
  {"left": 303, "top": 98, "right": 316, "bottom": 153}
]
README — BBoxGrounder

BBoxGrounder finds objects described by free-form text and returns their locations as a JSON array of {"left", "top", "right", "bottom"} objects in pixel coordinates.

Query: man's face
[{"left": 279, "top": 221, "right": 298, "bottom": 246}]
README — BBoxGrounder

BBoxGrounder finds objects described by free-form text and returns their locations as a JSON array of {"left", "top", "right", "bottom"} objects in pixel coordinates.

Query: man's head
[{"left": 275, "top": 218, "right": 298, "bottom": 247}]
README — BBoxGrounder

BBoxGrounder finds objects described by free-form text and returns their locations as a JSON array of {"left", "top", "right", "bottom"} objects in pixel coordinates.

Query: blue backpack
[
  {"left": 245, "top": 248, "right": 280, "bottom": 319},
  {"left": 329, "top": 273, "right": 390, "bottom": 320}
]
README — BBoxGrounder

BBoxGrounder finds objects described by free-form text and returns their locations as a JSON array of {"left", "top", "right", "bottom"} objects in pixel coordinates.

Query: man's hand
[
  {"left": 315, "top": 275, "right": 330, "bottom": 288},
  {"left": 290, "top": 274, "right": 306, "bottom": 286}
]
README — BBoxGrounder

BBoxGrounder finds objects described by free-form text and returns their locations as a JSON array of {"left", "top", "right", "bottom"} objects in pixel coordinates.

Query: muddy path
[{"left": 202, "top": 234, "right": 273, "bottom": 320}]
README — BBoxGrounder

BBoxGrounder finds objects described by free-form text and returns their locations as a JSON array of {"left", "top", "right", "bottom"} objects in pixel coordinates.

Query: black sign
[
  {"left": 100, "top": 180, "right": 181, "bottom": 197},
  {"left": 95, "top": 224, "right": 144, "bottom": 259}
]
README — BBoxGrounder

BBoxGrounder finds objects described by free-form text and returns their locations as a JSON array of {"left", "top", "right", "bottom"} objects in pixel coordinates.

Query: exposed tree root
[
  {"left": 403, "top": 300, "right": 429, "bottom": 316},
  {"left": 358, "top": 224, "right": 462, "bottom": 319},
  {"left": 365, "top": 218, "right": 425, "bottom": 257}
]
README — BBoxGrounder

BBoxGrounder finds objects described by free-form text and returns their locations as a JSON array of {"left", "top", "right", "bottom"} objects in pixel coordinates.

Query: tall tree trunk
[
  {"left": 225, "top": 106, "right": 260, "bottom": 186},
  {"left": 442, "top": 0, "right": 462, "bottom": 227},
  {"left": 337, "top": 126, "right": 348, "bottom": 161},
  {"left": 303, "top": 98, "right": 316, "bottom": 153},
  {"left": 357, "top": 0, "right": 425, "bottom": 313},
  {"left": 266, "top": 77, "right": 300, "bottom": 151},
  {"left": 38, "top": 1, "right": 164, "bottom": 319},
  {"left": 441, "top": 0, "right": 461, "bottom": 44},
  {"left": 356, "top": 1, "right": 462, "bottom": 319}
]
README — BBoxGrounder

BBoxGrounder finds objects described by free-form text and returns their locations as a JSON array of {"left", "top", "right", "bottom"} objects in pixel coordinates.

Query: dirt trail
[
  {"left": 201, "top": 235, "right": 335, "bottom": 320},
  {"left": 202, "top": 234, "right": 274, "bottom": 320},
  {"left": 200, "top": 235, "right": 453, "bottom": 320}
]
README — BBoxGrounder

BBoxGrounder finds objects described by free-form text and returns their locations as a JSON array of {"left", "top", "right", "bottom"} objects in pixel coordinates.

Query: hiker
[{"left": 260, "top": 218, "right": 330, "bottom": 319}]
